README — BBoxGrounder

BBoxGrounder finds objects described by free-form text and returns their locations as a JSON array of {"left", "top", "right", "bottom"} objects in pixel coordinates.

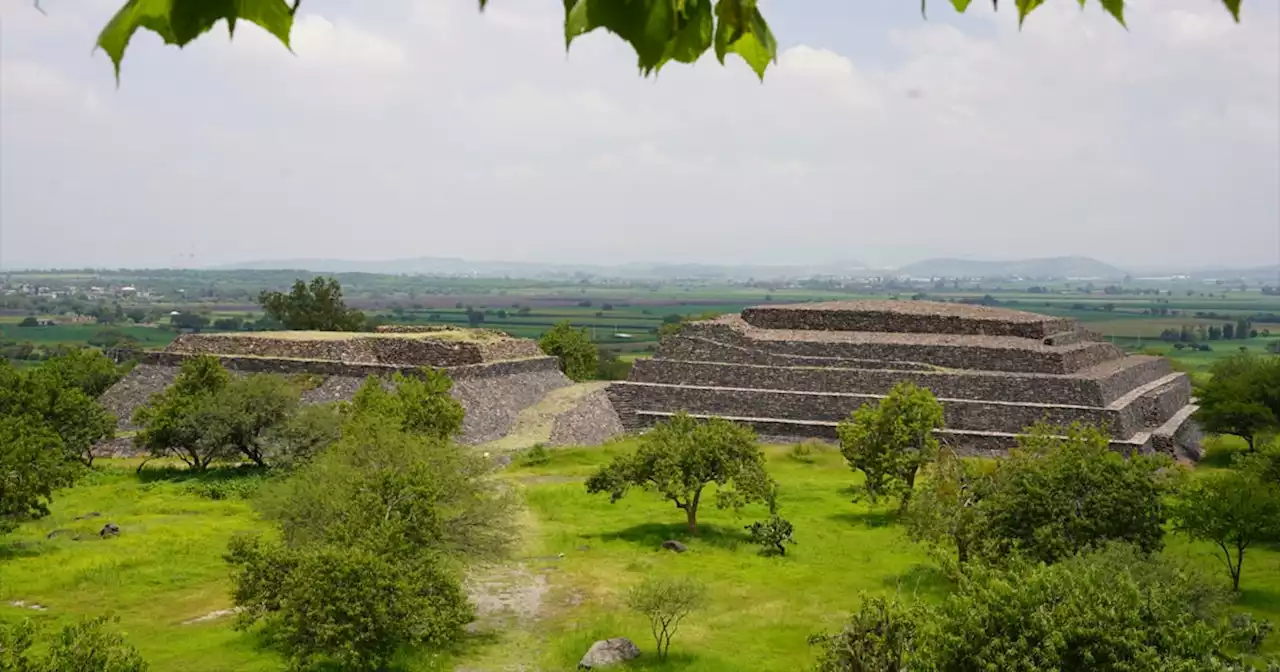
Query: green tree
[
  {"left": 978, "top": 422, "right": 1169, "bottom": 564},
  {"left": 626, "top": 576, "right": 707, "bottom": 662},
  {"left": 256, "top": 420, "right": 517, "bottom": 562},
  {"left": 199, "top": 374, "right": 302, "bottom": 467},
  {"left": 1170, "top": 469, "right": 1280, "bottom": 591},
  {"left": 538, "top": 321, "right": 597, "bottom": 382},
  {"left": 0, "top": 360, "right": 116, "bottom": 467},
  {"left": 0, "top": 616, "right": 148, "bottom": 672},
  {"left": 0, "top": 415, "right": 76, "bottom": 535},
  {"left": 904, "top": 447, "right": 989, "bottom": 564},
  {"left": 1197, "top": 353, "right": 1280, "bottom": 451},
  {"left": 226, "top": 536, "right": 471, "bottom": 672},
  {"left": 258, "top": 277, "right": 366, "bottom": 331},
  {"left": 346, "top": 368, "right": 465, "bottom": 441},
  {"left": 810, "top": 596, "right": 924, "bottom": 672},
  {"left": 40, "top": 348, "right": 124, "bottom": 398},
  {"left": 131, "top": 355, "right": 232, "bottom": 470},
  {"left": 927, "top": 544, "right": 1254, "bottom": 672},
  {"left": 260, "top": 403, "right": 343, "bottom": 470},
  {"left": 836, "top": 382, "right": 944, "bottom": 511},
  {"left": 94, "top": 1, "right": 1244, "bottom": 83},
  {"left": 595, "top": 347, "right": 634, "bottom": 381},
  {"left": 17, "top": 316, "right": 39, "bottom": 328},
  {"left": 585, "top": 413, "right": 774, "bottom": 532}
]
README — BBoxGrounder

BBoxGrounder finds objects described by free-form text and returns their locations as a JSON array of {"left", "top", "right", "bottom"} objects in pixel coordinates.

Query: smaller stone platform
[
  {"left": 165, "top": 329, "right": 543, "bottom": 367},
  {"left": 742, "top": 300, "right": 1075, "bottom": 339}
]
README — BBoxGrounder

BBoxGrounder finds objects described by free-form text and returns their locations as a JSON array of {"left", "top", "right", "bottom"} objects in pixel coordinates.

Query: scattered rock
[
  {"left": 45, "top": 529, "right": 67, "bottom": 540},
  {"left": 661, "top": 539, "right": 687, "bottom": 553},
  {"left": 74, "top": 512, "right": 102, "bottom": 520},
  {"left": 99, "top": 523, "right": 120, "bottom": 538},
  {"left": 9, "top": 601, "right": 47, "bottom": 611},
  {"left": 577, "top": 638, "right": 640, "bottom": 669},
  {"left": 578, "top": 544, "right": 591, "bottom": 552}
]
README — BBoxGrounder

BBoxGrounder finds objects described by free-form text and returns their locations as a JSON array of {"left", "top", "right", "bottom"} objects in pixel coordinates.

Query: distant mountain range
[{"left": 214, "top": 255, "right": 1278, "bottom": 282}]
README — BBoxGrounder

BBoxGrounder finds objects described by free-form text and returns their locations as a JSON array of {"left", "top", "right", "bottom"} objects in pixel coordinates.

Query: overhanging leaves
[
  {"left": 713, "top": 0, "right": 776, "bottom": 80},
  {"left": 96, "top": 0, "right": 295, "bottom": 81},
  {"left": 94, "top": 0, "right": 1246, "bottom": 81}
]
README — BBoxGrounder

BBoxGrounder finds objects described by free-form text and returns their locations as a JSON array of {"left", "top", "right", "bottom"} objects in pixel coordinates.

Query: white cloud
[{"left": 0, "top": 0, "right": 1276, "bottom": 270}]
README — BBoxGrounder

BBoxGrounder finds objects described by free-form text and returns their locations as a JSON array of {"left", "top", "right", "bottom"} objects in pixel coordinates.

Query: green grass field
[{"left": 3, "top": 442, "right": 1277, "bottom": 670}]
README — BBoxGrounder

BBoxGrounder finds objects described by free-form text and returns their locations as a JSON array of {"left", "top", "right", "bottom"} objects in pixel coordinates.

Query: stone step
[
  {"left": 627, "top": 410, "right": 1161, "bottom": 456},
  {"left": 611, "top": 379, "right": 1188, "bottom": 439},
  {"left": 629, "top": 355, "right": 1172, "bottom": 408},
  {"left": 683, "top": 319, "right": 1124, "bottom": 374}
]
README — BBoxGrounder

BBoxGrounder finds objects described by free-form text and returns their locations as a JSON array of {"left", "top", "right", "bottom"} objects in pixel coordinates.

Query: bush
[
  {"left": 517, "top": 443, "right": 551, "bottom": 467},
  {"left": 1, "top": 616, "right": 149, "bottom": 672},
  {"left": 811, "top": 544, "right": 1268, "bottom": 671},
  {"left": 787, "top": 441, "right": 817, "bottom": 463},
  {"left": 347, "top": 368, "right": 464, "bottom": 441},
  {"left": 626, "top": 576, "right": 707, "bottom": 662},
  {"left": 227, "top": 537, "right": 471, "bottom": 671},
  {"left": 745, "top": 513, "right": 796, "bottom": 556},
  {"left": 837, "top": 382, "right": 944, "bottom": 511}
]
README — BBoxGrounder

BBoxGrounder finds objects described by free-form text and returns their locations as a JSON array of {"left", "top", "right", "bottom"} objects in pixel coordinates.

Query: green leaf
[
  {"left": 661, "top": 0, "right": 714, "bottom": 66},
  {"left": 713, "top": 0, "right": 777, "bottom": 80},
  {"left": 96, "top": 0, "right": 294, "bottom": 81},
  {"left": 1222, "top": 0, "right": 1241, "bottom": 22},
  {"left": 950, "top": 0, "right": 975, "bottom": 11},
  {"left": 564, "top": 0, "right": 680, "bottom": 74},
  {"left": 1097, "top": 0, "right": 1125, "bottom": 27},
  {"left": 1015, "top": 0, "right": 1044, "bottom": 26}
]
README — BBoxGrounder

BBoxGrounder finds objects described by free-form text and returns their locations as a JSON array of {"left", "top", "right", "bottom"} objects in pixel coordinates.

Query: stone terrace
[
  {"left": 607, "top": 300, "right": 1201, "bottom": 459},
  {"left": 166, "top": 329, "right": 543, "bottom": 367}
]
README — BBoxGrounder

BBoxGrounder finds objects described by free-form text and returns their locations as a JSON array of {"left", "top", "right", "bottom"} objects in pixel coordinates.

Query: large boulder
[
  {"left": 578, "top": 637, "right": 640, "bottom": 669},
  {"left": 660, "top": 539, "right": 687, "bottom": 553}
]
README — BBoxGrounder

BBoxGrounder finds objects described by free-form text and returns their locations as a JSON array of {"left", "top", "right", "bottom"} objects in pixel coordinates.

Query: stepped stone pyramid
[{"left": 607, "top": 300, "right": 1201, "bottom": 458}]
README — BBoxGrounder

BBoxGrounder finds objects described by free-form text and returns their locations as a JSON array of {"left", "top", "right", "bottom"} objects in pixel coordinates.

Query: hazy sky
[{"left": 1, "top": 0, "right": 1277, "bottom": 270}]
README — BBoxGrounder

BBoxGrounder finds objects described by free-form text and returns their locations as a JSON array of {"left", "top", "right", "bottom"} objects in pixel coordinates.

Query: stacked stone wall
[
  {"left": 167, "top": 334, "right": 484, "bottom": 366},
  {"left": 629, "top": 359, "right": 1120, "bottom": 406},
  {"left": 680, "top": 324, "right": 1123, "bottom": 374},
  {"left": 126, "top": 350, "right": 559, "bottom": 380},
  {"left": 741, "top": 302, "right": 1074, "bottom": 339},
  {"left": 611, "top": 382, "right": 1126, "bottom": 436},
  {"left": 654, "top": 336, "right": 935, "bottom": 371}
]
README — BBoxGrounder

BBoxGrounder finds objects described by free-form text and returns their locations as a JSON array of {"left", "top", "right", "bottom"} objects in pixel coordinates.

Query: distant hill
[
  {"left": 895, "top": 256, "right": 1126, "bottom": 280},
  {"left": 213, "top": 257, "right": 873, "bottom": 281}
]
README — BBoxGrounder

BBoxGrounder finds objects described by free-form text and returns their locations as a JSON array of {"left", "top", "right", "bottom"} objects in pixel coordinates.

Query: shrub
[
  {"left": 626, "top": 576, "right": 707, "bottom": 662},
  {"left": 745, "top": 513, "right": 796, "bottom": 556},
  {"left": 227, "top": 537, "right": 470, "bottom": 672},
  {"left": 811, "top": 596, "right": 923, "bottom": 672},
  {"left": 346, "top": 368, "right": 464, "bottom": 441},
  {"left": 787, "top": 441, "right": 816, "bottom": 463},
  {"left": 1, "top": 616, "right": 149, "bottom": 672},
  {"left": 517, "top": 443, "right": 551, "bottom": 467}
]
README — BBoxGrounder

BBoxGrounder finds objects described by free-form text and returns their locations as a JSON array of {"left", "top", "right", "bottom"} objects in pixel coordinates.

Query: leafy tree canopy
[
  {"left": 539, "top": 321, "right": 598, "bottom": 382},
  {"left": 814, "top": 544, "right": 1268, "bottom": 672},
  {"left": 0, "top": 356, "right": 116, "bottom": 467},
  {"left": 586, "top": 413, "right": 775, "bottom": 532},
  {"left": 258, "top": 277, "right": 366, "bottom": 332},
  {"left": 0, "top": 414, "right": 77, "bottom": 535},
  {"left": 226, "top": 536, "right": 471, "bottom": 672},
  {"left": 346, "top": 368, "right": 465, "bottom": 441},
  {"left": 1170, "top": 468, "right": 1280, "bottom": 591},
  {"left": 977, "top": 422, "right": 1171, "bottom": 564},
  {"left": 1196, "top": 353, "right": 1280, "bottom": 452},
  {"left": 1, "top": 616, "right": 149, "bottom": 672},
  {"left": 837, "top": 381, "right": 944, "bottom": 510},
  {"left": 256, "top": 419, "right": 517, "bottom": 561},
  {"left": 93, "top": 0, "right": 1245, "bottom": 82}
]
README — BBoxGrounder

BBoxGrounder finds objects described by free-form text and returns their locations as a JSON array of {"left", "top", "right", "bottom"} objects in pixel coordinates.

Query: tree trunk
[
  {"left": 1246, "top": 435, "right": 1256, "bottom": 453},
  {"left": 685, "top": 487, "right": 703, "bottom": 533},
  {"left": 1232, "top": 545, "right": 1244, "bottom": 592}
]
